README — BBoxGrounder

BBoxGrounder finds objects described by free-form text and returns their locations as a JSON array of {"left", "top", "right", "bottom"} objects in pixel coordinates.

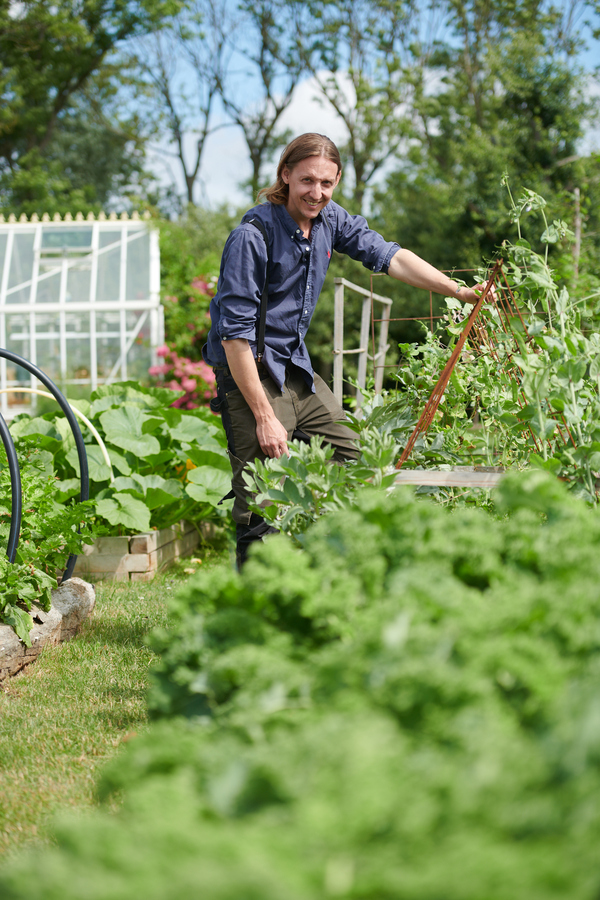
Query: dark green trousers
[{"left": 215, "top": 365, "right": 359, "bottom": 527}]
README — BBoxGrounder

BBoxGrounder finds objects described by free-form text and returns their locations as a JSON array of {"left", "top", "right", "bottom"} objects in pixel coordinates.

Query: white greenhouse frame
[{"left": 0, "top": 211, "right": 164, "bottom": 419}]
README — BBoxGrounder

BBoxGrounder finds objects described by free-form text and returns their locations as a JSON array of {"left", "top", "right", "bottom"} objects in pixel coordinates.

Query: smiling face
[{"left": 282, "top": 156, "right": 341, "bottom": 234}]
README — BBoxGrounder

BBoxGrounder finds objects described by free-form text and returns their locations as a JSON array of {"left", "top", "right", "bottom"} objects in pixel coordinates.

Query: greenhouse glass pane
[
  {"left": 97, "top": 246, "right": 120, "bottom": 302},
  {"left": 96, "top": 312, "right": 121, "bottom": 379},
  {"left": 126, "top": 231, "right": 150, "bottom": 300},
  {"left": 66, "top": 313, "right": 91, "bottom": 380},
  {"left": 41, "top": 227, "right": 92, "bottom": 250},
  {"left": 36, "top": 341, "right": 61, "bottom": 383},
  {"left": 6, "top": 316, "right": 30, "bottom": 372},
  {"left": 3, "top": 317, "right": 32, "bottom": 407},
  {"left": 36, "top": 268, "right": 62, "bottom": 304},
  {"left": 34, "top": 312, "right": 60, "bottom": 335},
  {"left": 67, "top": 261, "right": 91, "bottom": 302},
  {"left": 5, "top": 286, "right": 30, "bottom": 305},
  {"left": 0, "top": 234, "right": 7, "bottom": 274},
  {"left": 8, "top": 232, "right": 35, "bottom": 290},
  {"left": 96, "top": 311, "right": 120, "bottom": 335},
  {"left": 126, "top": 310, "right": 152, "bottom": 380},
  {"left": 99, "top": 229, "right": 121, "bottom": 249}
]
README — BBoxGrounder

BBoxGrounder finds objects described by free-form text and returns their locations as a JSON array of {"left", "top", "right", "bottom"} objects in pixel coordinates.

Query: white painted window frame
[{"left": 0, "top": 213, "right": 164, "bottom": 419}]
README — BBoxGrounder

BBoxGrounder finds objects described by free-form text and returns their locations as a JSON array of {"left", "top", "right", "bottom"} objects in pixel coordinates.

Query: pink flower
[
  {"left": 156, "top": 344, "right": 170, "bottom": 358},
  {"left": 181, "top": 377, "right": 197, "bottom": 391},
  {"left": 191, "top": 278, "right": 210, "bottom": 295},
  {"left": 148, "top": 363, "right": 172, "bottom": 376}
]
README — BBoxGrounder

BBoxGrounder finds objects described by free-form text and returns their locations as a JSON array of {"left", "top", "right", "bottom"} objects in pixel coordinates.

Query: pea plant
[{"left": 390, "top": 181, "right": 600, "bottom": 501}]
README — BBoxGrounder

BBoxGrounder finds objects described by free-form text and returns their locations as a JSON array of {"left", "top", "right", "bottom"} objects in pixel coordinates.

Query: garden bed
[{"left": 72, "top": 520, "right": 213, "bottom": 583}]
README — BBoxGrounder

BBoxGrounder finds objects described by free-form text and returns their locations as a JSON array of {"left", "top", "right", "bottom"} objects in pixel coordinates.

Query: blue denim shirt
[{"left": 203, "top": 200, "right": 400, "bottom": 391}]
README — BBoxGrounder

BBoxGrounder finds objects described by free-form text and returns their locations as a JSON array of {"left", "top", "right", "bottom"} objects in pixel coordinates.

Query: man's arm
[
  {"left": 388, "top": 248, "right": 484, "bottom": 304},
  {"left": 222, "top": 338, "right": 289, "bottom": 458}
]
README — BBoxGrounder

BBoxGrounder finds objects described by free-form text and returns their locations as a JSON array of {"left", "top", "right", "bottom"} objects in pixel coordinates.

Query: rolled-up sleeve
[
  {"left": 328, "top": 203, "right": 400, "bottom": 273},
  {"left": 216, "top": 225, "right": 268, "bottom": 343}
]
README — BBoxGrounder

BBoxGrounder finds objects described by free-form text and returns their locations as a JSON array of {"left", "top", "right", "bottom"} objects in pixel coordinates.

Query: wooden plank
[
  {"left": 130, "top": 571, "right": 156, "bottom": 583},
  {"left": 130, "top": 524, "right": 177, "bottom": 554},
  {"left": 173, "top": 531, "right": 199, "bottom": 560},
  {"left": 82, "top": 570, "right": 130, "bottom": 584},
  {"left": 80, "top": 536, "right": 129, "bottom": 556},
  {"left": 124, "top": 553, "right": 152, "bottom": 573},
  {"left": 71, "top": 519, "right": 210, "bottom": 582},
  {"left": 129, "top": 532, "right": 158, "bottom": 554},
  {"left": 74, "top": 554, "right": 129, "bottom": 575},
  {"left": 394, "top": 468, "right": 504, "bottom": 489}
]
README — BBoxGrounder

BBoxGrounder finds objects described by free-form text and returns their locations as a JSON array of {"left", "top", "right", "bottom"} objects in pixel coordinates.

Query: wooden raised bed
[{"left": 72, "top": 520, "right": 209, "bottom": 583}]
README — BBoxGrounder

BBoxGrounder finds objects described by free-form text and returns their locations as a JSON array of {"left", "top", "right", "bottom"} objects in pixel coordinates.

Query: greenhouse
[{"left": 0, "top": 211, "right": 163, "bottom": 418}]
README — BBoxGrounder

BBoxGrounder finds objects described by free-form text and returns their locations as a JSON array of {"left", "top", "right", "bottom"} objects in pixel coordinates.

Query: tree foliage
[{"left": 0, "top": 0, "right": 180, "bottom": 214}]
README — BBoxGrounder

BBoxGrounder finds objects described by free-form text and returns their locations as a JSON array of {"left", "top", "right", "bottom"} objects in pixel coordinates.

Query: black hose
[
  {"left": 0, "top": 350, "right": 89, "bottom": 581},
  {"left": 0, "top": 409, "right": 22, "bottom": 564}
]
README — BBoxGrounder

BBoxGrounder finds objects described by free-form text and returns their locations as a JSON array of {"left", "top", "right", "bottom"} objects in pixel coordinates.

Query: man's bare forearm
[
  {"left": 221, "top": 339, "right": 288, "bottom": 457},
  {"left": 388, "top": 248, "right": 481, "bottom": 304}
]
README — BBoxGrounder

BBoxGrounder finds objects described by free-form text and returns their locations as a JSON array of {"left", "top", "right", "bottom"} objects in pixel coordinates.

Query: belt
[{"left": 213, "top": 361, "right": 267, "bottom": 378}]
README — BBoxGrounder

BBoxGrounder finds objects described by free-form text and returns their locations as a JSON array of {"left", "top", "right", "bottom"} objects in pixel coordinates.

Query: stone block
[{"left": 52, "top": 577, "right": 96, "bottom": 641}]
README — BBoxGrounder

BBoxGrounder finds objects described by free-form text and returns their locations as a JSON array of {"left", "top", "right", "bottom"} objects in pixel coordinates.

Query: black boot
[{"left": 236, "top": 513, "right": 279, "bottom": 570}]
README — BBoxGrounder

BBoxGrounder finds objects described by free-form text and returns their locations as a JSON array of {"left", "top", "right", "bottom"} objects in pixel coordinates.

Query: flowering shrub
[
  {"left": 149, "top": 345, "right": 216, "bottom": 408},
  {"left": 162, "top": 274, "right": 217, "bottom": 361}
]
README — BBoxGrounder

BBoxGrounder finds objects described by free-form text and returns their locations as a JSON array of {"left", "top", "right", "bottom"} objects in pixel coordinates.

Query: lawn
[{"left": 0, "top": 540, "right": 231, "bottom": 859}]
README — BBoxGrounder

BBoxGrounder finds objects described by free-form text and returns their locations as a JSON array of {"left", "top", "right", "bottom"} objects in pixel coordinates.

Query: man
[{"left": 204, "top": 133, "right": 484, "bottom": 565}]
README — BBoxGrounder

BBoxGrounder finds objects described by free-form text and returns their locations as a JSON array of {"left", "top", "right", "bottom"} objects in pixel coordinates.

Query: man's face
[{"left": 282, "top": 156, "right": 341, "bottom": 229}]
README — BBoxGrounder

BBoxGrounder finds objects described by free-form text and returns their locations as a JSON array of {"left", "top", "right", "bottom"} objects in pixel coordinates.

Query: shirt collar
[{"left": 274, "top": 202, "right": 326, "bottom": 241}]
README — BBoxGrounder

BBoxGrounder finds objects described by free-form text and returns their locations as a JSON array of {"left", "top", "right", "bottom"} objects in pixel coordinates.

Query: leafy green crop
[
  {"left": 0, "top": 442, "right": 96, "bottom": 643},
  {"left": 245, "top": 427, "right": 399, "bottom": 539},
  {"left": 8, "top": 381, "right": 232, "bottom": 536},
  {"left": 364, "top": 183, "right": 600, "bottom": 502},
  {"left": 2, "top": 472, "right": 600, "bottom": 898}
]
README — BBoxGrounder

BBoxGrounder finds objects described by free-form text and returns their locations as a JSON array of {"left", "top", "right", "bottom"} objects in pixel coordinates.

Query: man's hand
[
  {"left": 222, "top": 338, "right": 289, "bottom": 458},
  {"left": 457, "top": 280, "right": 497, "bottom": 306},
  {"left": 388, "top": 249, "right": 497, "bottom": 306},
  {"left": 256, "top": 414, "right": 289, "bottom": 458}
]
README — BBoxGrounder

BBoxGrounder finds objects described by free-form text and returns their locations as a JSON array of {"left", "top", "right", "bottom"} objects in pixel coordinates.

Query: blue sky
[{"left": 144, "top": 0, "right": 600, "bottom": 211}]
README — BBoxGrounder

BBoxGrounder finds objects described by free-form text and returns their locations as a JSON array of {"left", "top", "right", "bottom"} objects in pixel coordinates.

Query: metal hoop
[
  {"left": 0, "top": 350, "right": 89, "bottom": 582},
  {"left": 0, "top": 410, "right": 22, "bottom": 563}
]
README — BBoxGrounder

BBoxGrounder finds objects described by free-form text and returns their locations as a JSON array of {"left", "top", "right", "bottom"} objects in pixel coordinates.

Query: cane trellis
[{"left": 394, "top": 259, "right": 575, "bottom": 469}]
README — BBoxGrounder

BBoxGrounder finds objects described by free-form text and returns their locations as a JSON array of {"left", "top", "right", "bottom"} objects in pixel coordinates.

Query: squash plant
[{"left": 8, "top": 381, "right": 233, "bottom": 536}]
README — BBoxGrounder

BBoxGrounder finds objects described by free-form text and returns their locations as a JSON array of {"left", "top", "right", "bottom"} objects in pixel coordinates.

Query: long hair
[{"left": 258, "top": 133, "right": 342, "bottom": 205}]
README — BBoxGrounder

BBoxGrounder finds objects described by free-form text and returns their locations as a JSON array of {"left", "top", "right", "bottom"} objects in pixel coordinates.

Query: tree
[
  {"left": 303, "top": 0, "right": 439, "bottom": 214},
  {"left": 367, "top": 0, "right": 600, "bottom": 355},
  {"left": 218, "top": 0, "right": 309, "bottom": 199},
  {"left": 373, "top": 0, "right": 598, "bottom": 260},
  {"left": 129, "top": 0, "right": 233, "bottom": 207},
  {"left": 0, "top": 0, "right": 179, "bottom": 213}
]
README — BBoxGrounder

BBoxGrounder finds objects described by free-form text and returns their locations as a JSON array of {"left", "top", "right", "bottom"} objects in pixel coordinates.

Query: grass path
[{"left": 0, "top": 556, "right": 218, "bottom": 859}]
